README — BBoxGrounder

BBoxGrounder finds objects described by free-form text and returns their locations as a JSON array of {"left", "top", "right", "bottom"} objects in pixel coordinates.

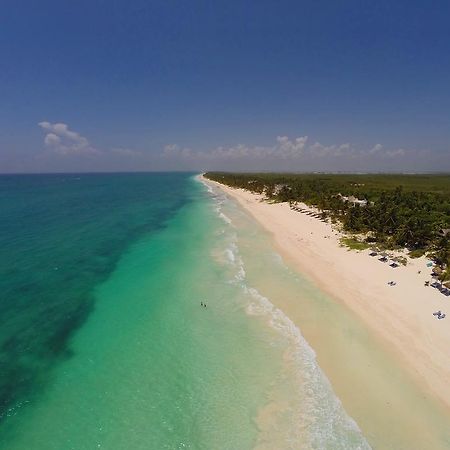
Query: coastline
[{"left": 200, "top": 175, "right": 450, "bottom": 414}]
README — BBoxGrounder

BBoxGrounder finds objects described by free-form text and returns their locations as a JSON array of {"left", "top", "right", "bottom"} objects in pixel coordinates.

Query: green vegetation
[
  {"left": 205, "top": 172, "right": 450, "bottom": 277},
  {"left": 340, "top": 237, "right": 371, "bottom": 251},
  {"left": 408, "top": 248, "right": 427, "bottom": 258},
  {"left": 396, "top": 256, "right": 408, "bottom": 266}
]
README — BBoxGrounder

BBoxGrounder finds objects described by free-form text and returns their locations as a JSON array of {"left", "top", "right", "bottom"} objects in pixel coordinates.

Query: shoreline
[{"left": 200, "top": 175, "right": 450, "bottom": 414}]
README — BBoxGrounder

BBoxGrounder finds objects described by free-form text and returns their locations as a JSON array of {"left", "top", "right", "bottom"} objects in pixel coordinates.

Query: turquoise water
[
  {"left": 0, "top": 173, "right": 189, "bottom": 420},
  {"left": 0, "top": 173, "right": 370, "bottom": 449}
]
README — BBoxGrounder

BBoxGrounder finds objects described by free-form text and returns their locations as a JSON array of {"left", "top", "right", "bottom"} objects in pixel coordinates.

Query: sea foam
[{"left": 209, "top": 183, "right": 371, "bottom": 449}]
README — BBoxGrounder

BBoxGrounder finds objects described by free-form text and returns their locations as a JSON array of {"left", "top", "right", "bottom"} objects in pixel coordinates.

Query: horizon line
[{"left": 1, "top": 170, "right": 450, "bottom": 176}]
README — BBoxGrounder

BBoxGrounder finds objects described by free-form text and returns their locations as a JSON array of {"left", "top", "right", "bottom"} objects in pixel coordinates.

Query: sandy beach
[{"left": 202, "top": 176, "right": 450, "bottom": 413}]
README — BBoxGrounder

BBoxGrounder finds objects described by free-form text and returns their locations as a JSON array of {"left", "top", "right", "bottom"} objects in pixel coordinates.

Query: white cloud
[
  {"left": 38, "top": 121, "right": 154, "bottom": 165},
  {"left": 38, "top": 121, "right": 99, "bottom": 156},
  {"left": 162, "top": 135, "right": 409, "bottom": 163},
  {"left": 162, "top": 136, "right": 311, "bottom": 161},
  {"left": 44, "top": 133, "right": 61, "bottom": 147},
  {"left": 275, "top": 135, "right": 308, "bottom": 158},
  {"left": 369, "top": 143, "right": 383, "bottom": 154}
]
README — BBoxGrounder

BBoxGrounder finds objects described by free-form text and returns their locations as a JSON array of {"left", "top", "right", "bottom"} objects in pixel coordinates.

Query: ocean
[{"left": 0, "top": 173, "right": 370, "bottom": 449}]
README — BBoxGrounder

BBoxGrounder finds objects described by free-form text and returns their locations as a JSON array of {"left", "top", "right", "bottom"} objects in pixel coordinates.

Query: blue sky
[{"left": 1, "top": 0, "right": 449, "bottom": 172}]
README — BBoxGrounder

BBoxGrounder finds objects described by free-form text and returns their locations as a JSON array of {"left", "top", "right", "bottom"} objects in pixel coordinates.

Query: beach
[{"left": 202, "top": 175, "right": 450, "bottom": 448}]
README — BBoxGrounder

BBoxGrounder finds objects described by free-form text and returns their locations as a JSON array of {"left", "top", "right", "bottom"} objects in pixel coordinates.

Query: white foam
[
  {"left": 201, "top": 174, "right": 369, "bottom": 446},
  {"left": 205, "top": 182, "right": 234, "bottom": 226},
  {"left": 235, "top": 266, "right": 246, "bottom": 281},
  {"left": 245, "top": 285, "right": 371, "bottom": 449},
  {"left": 218, "top": 211, "right": 232, "bottom": 224},
  {"left": 217, "top": 237, "right": 371, "bottom": 448},
  {"left": 225, "top": 248, "right": 235, "bottom": 263},
  {"left": 194, "top": 174, "right": 213, "bottom": 193},
  {"left": 222, "top": 241, "right": 247, "bottom": 282}
]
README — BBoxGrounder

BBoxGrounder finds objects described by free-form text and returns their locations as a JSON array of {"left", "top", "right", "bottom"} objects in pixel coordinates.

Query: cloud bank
[
  {"left": 38, "top": 121, "right": 99, "bottom": 156},
  {"left": 162, "top": 136, "right": 410, "bottom": 171},
  {"left": 36, "top": 121, "right": 442, "bottom": 173}
]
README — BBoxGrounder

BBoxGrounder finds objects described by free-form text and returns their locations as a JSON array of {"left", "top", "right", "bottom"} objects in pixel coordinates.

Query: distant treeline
[{"left": 204, "top": 172, "right": 450, "bottom": 277}]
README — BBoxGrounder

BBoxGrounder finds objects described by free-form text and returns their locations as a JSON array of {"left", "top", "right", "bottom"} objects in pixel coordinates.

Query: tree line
[{"left": 205, "top": 172, "right": 450, "bottom": 280}]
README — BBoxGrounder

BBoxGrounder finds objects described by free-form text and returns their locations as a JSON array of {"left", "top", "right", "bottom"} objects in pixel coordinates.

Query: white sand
[{"left": 203, "top": 176, "right": 450, "bottom": 411}]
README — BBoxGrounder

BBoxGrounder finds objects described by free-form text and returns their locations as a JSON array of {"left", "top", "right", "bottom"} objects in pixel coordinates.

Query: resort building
[{"left": 338, "top": 193, "right": 368, "bottom": 206}]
